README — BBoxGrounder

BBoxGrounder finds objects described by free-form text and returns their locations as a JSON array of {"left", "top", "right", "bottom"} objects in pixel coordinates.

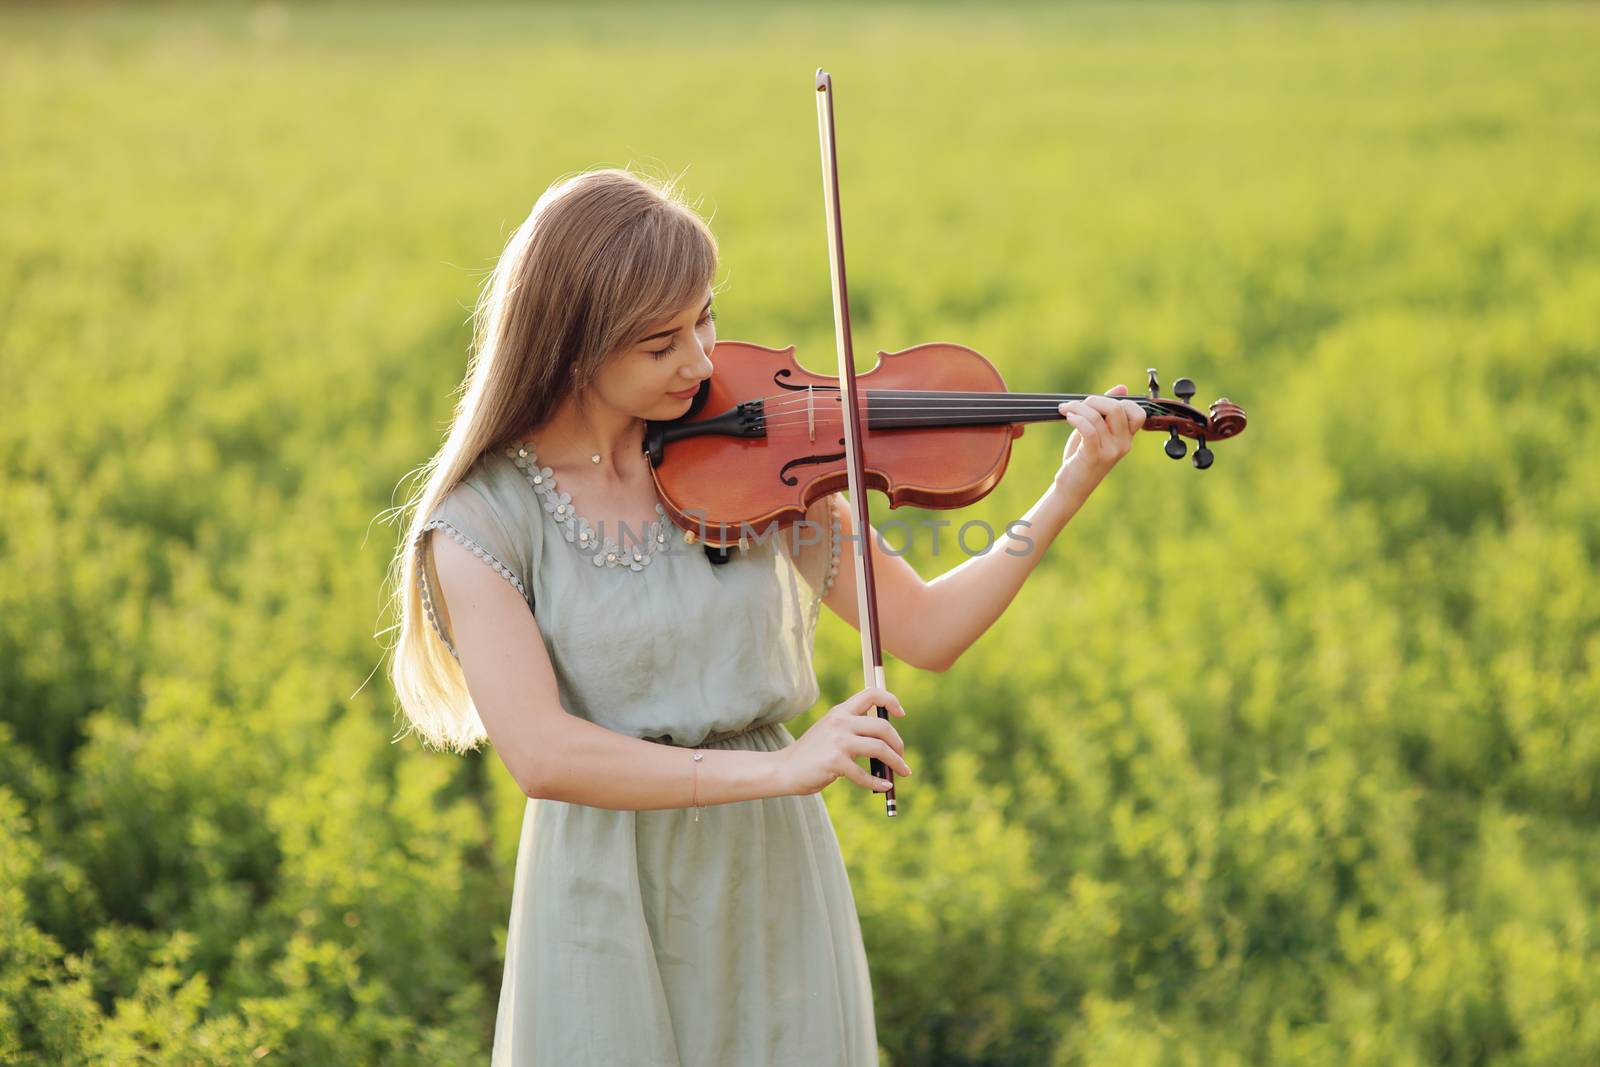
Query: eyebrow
[{"left": 638, "top": 296, "right": 713, "bottom": 343}]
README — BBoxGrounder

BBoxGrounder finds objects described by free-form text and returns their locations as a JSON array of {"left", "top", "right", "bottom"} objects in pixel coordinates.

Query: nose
[{"left": 686, "top": 344, "right": 713, "bottom": 382}]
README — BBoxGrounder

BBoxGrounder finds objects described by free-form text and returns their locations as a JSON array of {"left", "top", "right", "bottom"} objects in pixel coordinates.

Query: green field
[{"left": 4, "top": 2, "right": 1599, "bottom": 1063}]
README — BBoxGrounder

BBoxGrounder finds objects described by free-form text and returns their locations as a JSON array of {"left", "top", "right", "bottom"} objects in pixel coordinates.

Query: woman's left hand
[{"left": 1054, "top": 383, "right": 1147, "bottom": 496}]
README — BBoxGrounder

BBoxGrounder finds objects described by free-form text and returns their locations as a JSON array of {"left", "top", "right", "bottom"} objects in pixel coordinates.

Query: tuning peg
[
  {"left": 1193, "top": 441, "right": 1214, "bottom": 469},
  {"left": 1165, "top": 429, "right": 1187, "bottom": 460},
  {"left": 1174, "top": 377, "right": 1196, "bottom": 403},
  {"left": 1147, "top": 368, "right": 1160, "bottom": 399}
]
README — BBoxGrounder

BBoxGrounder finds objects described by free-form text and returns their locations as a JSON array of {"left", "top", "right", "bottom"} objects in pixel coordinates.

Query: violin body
[{"left": 645, "top": 340, "right": 1030, "bottom": 548}]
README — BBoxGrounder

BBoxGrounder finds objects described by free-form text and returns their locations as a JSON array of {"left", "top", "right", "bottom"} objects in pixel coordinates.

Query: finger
[
  {"left": 859, "top": 686, "right": 893, "bottom": 711},
  {"left": 851, "top": 714, "right": 905, "bottom": 755},
  {"left": 1065, "top": 410, "right": 1101, "bottom": 445},
  {"left": 1090, "top": 392, "right": 1131, "bottom": 441},
  {"left": 1109, "top": 393, "right": 1138, "bottom": 438},
  {"left": 833, "top": 690, "right": 871, "bottom": 716},
  {"left": 1084, "top": 393, "right": 1128, "bottom": 439},
  {"left": 852, "top": 687, "right": 904, "bottom": 717},
  {"left": 1082, "top": 397, "right": 1124, "bottom": 458},
  {"left": 850, "top": 735, "right": 912, "bottom": 777},
  {"left": 1123, "top": 398, "right": 1147, "bottom": 432},
  {"left": 1080, "top": 400, "right": 1112, "bottom": 436},
  {"left": 835, "top": 755, "right": 891, "bottom": 792}
]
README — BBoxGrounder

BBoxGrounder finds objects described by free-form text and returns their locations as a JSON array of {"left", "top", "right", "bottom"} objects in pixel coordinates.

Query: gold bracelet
[{"left": 690, "top": 751, "right": 704, "bottom": 822}]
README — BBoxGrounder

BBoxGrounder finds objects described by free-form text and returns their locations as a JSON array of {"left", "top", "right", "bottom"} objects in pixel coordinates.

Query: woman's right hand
[{"left": 776, "top": 686, "right": 912, "bottom": 797}]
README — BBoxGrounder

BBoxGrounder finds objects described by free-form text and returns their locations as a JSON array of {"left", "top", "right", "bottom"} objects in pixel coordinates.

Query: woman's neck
[{"left": 521, "top": 403, "right": 645, "bottom": 483}]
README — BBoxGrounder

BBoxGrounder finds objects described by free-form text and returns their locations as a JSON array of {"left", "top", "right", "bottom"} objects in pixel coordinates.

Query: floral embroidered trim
[
  {"left": 820, "top": 493, "right": 843, "bottom": 598},
  {"left": 505, "top": 442, "right": 670, "bottom": 571},
  {"left": 415, "top": 519, "right": 528, "bottom": 660}
]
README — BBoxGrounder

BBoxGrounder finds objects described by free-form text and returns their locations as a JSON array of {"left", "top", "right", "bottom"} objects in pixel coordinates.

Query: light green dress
[{"left": 414, "top": 441, "right": 878, "bottom": 1066}]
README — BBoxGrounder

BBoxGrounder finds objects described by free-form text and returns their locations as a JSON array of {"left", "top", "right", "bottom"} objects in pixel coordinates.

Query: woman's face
[{"left": 593, "top": 287, "right": 717, "bottom": 419}]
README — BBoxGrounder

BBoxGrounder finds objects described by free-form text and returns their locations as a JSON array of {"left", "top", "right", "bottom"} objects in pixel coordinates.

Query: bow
[{"left": 815, "top": 70, "right": 897, "bottom": 817}]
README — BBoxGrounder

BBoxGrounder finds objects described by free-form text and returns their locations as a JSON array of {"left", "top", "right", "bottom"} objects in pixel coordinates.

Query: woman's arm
[
  {"left": 822, "top": 384, "right": 1144, "bottom": 672},
  {"left": 429, "top": 530, "right": 784, "bottom": 808},
  {"left": 822, "top": 478, "right": 1091, "bottom": 673}
]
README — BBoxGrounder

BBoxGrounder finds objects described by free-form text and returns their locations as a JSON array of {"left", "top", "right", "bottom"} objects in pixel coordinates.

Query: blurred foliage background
[{"left": 3, "top": 2, "right": 1598, "bottom": 1064}]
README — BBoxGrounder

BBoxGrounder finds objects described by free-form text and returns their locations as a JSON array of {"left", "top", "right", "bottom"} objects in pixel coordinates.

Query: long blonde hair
[{"left": 379, "top": 167, "right": 718, "bottom": 752}]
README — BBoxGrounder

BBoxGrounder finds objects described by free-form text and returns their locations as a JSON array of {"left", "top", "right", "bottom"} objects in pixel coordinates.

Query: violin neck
[{"left": 862, "top": 390, "right": 1171, "bottom": 430}]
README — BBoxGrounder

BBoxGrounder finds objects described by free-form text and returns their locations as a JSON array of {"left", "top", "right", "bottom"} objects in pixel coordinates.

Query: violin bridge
[{"left": 807, "top": 385, "right": 816, "bottom": 443}]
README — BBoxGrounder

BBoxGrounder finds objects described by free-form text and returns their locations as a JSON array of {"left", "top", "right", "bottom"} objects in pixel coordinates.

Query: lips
[{"left": 668, "top": 385, "right": 699, "bottom": 399}]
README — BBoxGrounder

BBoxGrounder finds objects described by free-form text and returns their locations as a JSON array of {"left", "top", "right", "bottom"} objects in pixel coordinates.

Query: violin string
[
  {"left": 754, "top": 418, "right": 1188, "bottom": 436},
  {"left": 756, "top": 402, "right": 1189, "bottom": 429},
  {"left": 753, "top": 396, "right": 1178, "bottom": 420},
  {"left": 756, "top": 401, "right": 1176, "bottom": 420},
  {"left": 698, "top": 386, "right": 1175, "bottom": 412},
  {"left": 753, "top": 389, "right": 1156, "bottom": 409},
  {"left": 672, "top": 388, "right": 1197, "bottom": 437}
]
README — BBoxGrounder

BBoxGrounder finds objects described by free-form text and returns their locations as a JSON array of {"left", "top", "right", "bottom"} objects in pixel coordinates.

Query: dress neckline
[{"left": 505, "top": 440, "right": 673, "bottom": 572}]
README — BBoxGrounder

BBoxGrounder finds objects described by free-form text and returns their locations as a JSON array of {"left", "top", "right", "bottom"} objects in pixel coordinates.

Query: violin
[
  {"left": 643, "top": 71, "right": 1247, "bottom": 817},
  {"left": 642, "top": 339, "right": 1246, "bottom": 547}
]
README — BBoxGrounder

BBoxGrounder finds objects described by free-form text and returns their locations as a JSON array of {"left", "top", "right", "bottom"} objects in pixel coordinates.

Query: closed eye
[{"left": 650, "top": 307, "right": 716, "bottom": 360}]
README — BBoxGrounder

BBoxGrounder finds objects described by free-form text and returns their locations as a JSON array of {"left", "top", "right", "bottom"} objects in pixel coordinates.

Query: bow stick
[{"left": 816, "top": 69, "right": 897, "bottom": 817}]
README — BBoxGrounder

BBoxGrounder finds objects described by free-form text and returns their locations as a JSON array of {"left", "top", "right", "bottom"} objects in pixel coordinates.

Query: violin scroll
[{"left": 1142, "top": 367, "right": 1248, "bottom": 469}]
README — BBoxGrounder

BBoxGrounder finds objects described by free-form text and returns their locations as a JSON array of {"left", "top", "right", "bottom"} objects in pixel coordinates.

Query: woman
[{"left": 385, "top": 168, "right": 1144, "bottom": 1065}]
